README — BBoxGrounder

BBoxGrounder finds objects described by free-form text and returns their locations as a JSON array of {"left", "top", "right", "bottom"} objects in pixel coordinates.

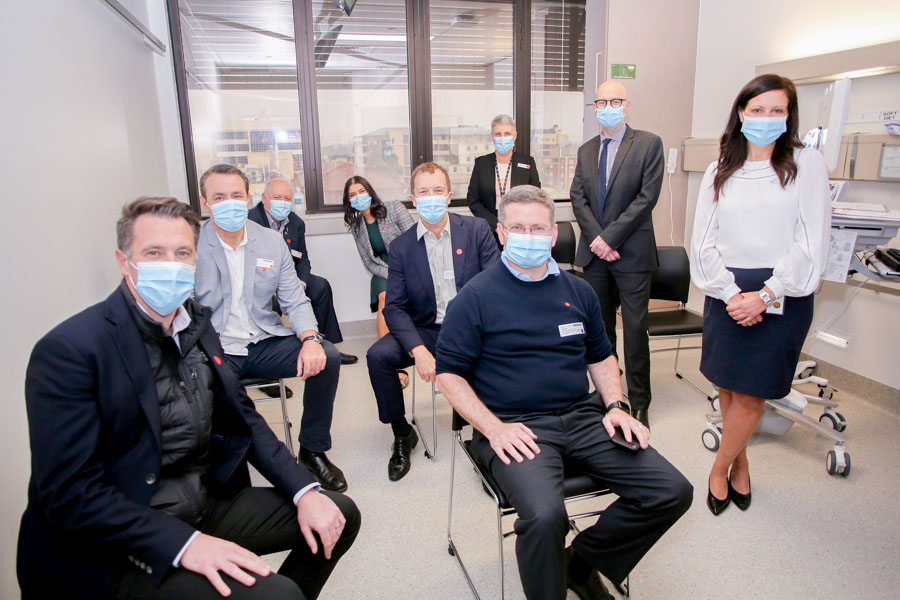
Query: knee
[
  {"left": 657, "top": 474, "right": 694, "bottom": 517},
  {"left": 518, "top": 503, "right": 569, "bottom": 538},
  {"left": 252, "top": 573, "right": 305, "bottom": 599},
  {"left": 365, "top": 339, "right": 393, "bottom": 371}
]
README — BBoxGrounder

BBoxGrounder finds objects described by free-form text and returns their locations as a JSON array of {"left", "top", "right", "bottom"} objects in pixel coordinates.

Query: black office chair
[
  {"left": 551, "top": 221, "right": 582, "bottom": 277},
  {"left": 241, "top": 377, "right": 294, "bottom": 456},
  {"left": 646, "top": 246, "right": 711, "bottom": 401},
  {"left": 447, "top": 409, "right": 630, "bottom": 599}
]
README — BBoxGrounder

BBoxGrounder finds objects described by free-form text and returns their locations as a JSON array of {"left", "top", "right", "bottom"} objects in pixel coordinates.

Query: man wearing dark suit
[
  {"left": 195, "top": 164, "right": 347, "bottom": 493},
  {"left": 248, "top": 178, "right": 358, "bottom": 366},
  {"left": 17, "top": 198, "right": 359, "bottom": 600},
  {"left": 467, "top": 114, "right": 541, "bottom": 249},
  {"left": 571, "top": 80, "right": 664, "bottom": 427},
  {"left": 366, "top": 162, "right": 500, "bottom": 481}
]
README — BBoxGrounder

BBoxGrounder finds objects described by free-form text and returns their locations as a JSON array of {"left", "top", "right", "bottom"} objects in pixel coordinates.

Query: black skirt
[{"left": 700, "top": 268, "right": 814, "bottom": 399}]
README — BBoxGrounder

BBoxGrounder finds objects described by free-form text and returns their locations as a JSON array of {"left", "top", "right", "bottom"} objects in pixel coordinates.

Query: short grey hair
[
  {"left": 264, "top": 178, "right": 292, "bottom": 196},
  {"left": 491, "top": 114, "right": 516, "bottom": 132},
  {"left": 498, "top": 185, "right": 554, "bottom": 225},
  {"left": 117, "top": 197, "right": 201, "bottom": 257}
]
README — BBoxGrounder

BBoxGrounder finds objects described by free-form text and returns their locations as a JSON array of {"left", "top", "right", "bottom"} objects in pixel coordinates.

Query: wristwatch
[
  {"left": 758, "top": 289, "right": 775, "bottom": 306},
  {"left": 605, "top": 401, "right": 631, "bottom": 415},
  {"left": 301, "top": 333, "right": 324, "bottom": 345}
]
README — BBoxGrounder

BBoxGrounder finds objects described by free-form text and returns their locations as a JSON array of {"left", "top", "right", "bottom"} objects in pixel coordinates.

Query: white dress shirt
[
  {"left": 216, "top": 230, "right": 269, "bottom": 355},
  {"left": 417, "top": 218, "right": 456, "bottom": 324},
  {"left": 690, "top": 147, "right": 831, "bottom": 302}
]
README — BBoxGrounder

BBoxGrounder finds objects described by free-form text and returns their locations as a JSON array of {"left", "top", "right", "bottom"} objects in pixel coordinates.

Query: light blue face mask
[
  {"left": 741, "top": 115, "right": 787, "bottom": 147},
  {"left": 210, "top": 199, "right": 249, "bottom": 232},
  {"left": 351, "top": 193, "right": 372, "bottom": 212},
  {"left": 415, "top": 195, "right": 449, "bottom": 225},
  {"left": 503, "top": 232, "right": 553, "bottom": 268},
  {"left": 129, "top": 261, "right": 195, "bottom": 316},
  {"left": 268, "top": 199, "right": 292, "bottom": 221},
  {"left": 596, "top": 105, "right": 625, "bottom": 130},
  {"left": 493, "top": 136, "right": 515, "bottom": 154}
]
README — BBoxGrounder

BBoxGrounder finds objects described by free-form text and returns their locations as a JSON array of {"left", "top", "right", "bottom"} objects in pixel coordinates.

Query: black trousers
[
  {"left": 226, "top": 336, "right": 340, "bottom": 452},
  {"left": 582, "top": 258, "right": 653, "bottom": 410},
  {"left": 365, "top": 325, "right": 441, "bottom": 424},
  {"left": 305, "top": 274, "right": 343, "bottom": 345},
  {"left": 111, "top": 488, "right": 360, "bottom": 600},
  {"left": 471, "top": 401, "right": 692, "bottom": 600}
]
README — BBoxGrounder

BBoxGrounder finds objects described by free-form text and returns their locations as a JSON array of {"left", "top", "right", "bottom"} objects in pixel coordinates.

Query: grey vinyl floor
[{"left": 249, "top": 332, "right": 900, "bottom": 600}]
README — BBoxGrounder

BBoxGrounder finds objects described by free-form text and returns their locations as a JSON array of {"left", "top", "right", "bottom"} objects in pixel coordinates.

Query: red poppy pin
[
  {"left": 456, "top": 248, "right": 463, "bottom": 255},
  {"left": 213, "top": 356, "right": 222, "bottom": 365},
  {"left": 565, "top": 302, "right": 571, "bottom": 307}
]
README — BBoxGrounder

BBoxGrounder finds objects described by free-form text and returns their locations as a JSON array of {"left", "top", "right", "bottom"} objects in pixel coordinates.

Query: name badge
[
  {"left": 444, "top": 270, "right": 455, "bottom": 280},
  {"left": 517, "top": 162, "right": 531, "bottom": 169},
  {"left": 256, "top": 258, "right": 274, "bottom": 271},
  {"left": 558, "top": 322, "right": 585, "bottom": 337},
  {"left": 765, "top": 298, "right": 785, "bottom": 315},
  {"left": 290, "top": 249, "right": 303, "bottom": 259}
]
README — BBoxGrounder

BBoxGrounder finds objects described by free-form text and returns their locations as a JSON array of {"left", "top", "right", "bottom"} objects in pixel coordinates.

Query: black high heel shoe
[
  {"left": 707, "top": 477, "right": 731, "bottom": 516},
  {"left": 728, "top": 476, "right": 751, "bottom": 511}
]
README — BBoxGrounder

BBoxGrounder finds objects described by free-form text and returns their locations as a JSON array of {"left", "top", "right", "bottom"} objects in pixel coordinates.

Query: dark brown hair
[
  {"left": 117, "top": 197, "right": 201, "bottom": 256},
  {"left": 199, "top": 163, "right": 250, "bottom": 199},
  {"left": 713, "top": 74, "right": 803, "bottom": 200},
  {"left": 342, "top": 176, "right": 387, "bottom": 228}
]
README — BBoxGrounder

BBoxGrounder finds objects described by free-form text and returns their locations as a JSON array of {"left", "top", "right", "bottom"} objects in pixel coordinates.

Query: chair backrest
[
  {"left": 650, "top": 246, "right": 691, "bottom": 303},
  {"left": 551, "top": 221, "right": 577, "bottom": 265}
]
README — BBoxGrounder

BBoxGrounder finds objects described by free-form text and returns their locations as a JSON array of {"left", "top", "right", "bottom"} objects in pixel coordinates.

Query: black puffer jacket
[{"left": 123, "top": 283, "right": 216, "bottom": 525}]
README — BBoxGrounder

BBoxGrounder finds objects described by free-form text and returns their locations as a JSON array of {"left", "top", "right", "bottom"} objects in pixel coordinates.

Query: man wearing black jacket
[{"left": 17, "top": 198, "right": 359, "bottom": 599}]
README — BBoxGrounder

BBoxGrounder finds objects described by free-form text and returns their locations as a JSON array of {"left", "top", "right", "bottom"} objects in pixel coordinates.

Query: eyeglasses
[
  {"left": 503, "top": 225, "right": 551, "bottom": 235},
  {"left": 593, "top": 98, "right": 626, "bottom": 109}
]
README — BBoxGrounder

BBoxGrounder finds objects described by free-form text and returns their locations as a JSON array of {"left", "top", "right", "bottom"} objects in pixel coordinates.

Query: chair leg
[
  {"left": 673, "top": 337, "right": 714, "bottom": 400},
  {"left": 410, "top": 374, "right": 436, "bottom": 459},
  {"left": 496, "top": 504, "right": 506, "bottom": 600},
  {"left": 447, "top": 435, "right": 482, "bottom": 599},
  {"left": 278, "top": 379, "right": 294, "bottom": 457}
]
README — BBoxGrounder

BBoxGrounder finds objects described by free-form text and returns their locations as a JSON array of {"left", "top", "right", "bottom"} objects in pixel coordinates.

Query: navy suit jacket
[
  {"left": 17, "top": 286, "right": 312, "bottom": 597},
  {"left": 248, "top": 202, "right": 312, "bottom": 284},
  {"left": 383, "top": 213, "right": 499, "bottom": 353}
]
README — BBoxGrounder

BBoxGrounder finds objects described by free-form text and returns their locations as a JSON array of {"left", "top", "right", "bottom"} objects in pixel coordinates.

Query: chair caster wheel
[
  {"left": 826, "top": 449, "right": 851, "bottom": 477},
  {"left": 701, "top": 426, "right": 722, "bottom": 452},
  {"left": 710, "top": 393, "right": 720, "bottom": 411}
]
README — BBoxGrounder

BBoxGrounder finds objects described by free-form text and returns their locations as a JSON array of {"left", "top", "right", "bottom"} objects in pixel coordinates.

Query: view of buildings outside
[{"left": 179, "top": 0, "right": 586, "bottom": 209}]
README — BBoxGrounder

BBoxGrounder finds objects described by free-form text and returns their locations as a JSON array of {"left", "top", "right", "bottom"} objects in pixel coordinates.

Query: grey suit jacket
[
  {"left": 570, "top": 125, "right": 664, "bottom": 272},
  {"left": 195, "top": 220, "right": 318, "bottom": 341},
  {"left": 349, "top": 200, "right": 414, "bottom": 280}
]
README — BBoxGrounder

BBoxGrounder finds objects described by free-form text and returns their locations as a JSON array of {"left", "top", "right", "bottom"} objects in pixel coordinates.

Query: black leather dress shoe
[
  {"left": 298, "top": 447, "right": 348, "bottom": 493},
  {"left": 566, "top": 546, "right": 612, "bottom": 600},
  {"left": 632, "top": 408, "right": 649, "bottom": 429},
  {"left": 728, "top": 476, "right": 751, "bottom": 511},
  {"left": 707, "top": 477, "right": 730, "bottom": 516},
  {"left": 388, "top": 428, "right": 418, "bottom": 481},
  {"left": 339, "top": 352, "right": 359, "bottom": 365},
  {"left": 262, "top": 385, "right": 293, "bottom": 399}
]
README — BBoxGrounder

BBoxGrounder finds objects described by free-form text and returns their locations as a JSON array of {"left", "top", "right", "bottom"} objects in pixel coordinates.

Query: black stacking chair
[
  {"left": 646, "top": 246, "right": 710, "bottom": 400},
  {"left": 241, "top": 377, "right": 294, "bottom": 456},
  {"left": 446, "top": 409, "right": 630, "bottom": 599},
  {"left": 551, "top": 221, "right": 582, "bottom": 277}
]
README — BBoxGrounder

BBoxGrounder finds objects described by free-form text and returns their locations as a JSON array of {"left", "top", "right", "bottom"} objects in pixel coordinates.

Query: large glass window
[
  {"left": 313, "top": 0, "right": 411, "bottom": 205},
  {"left": 530, "top": 0, "right": 586, "bottom": 199},
  {"left": 429, "top": 0, "right": 514, "bottom": 194},
  {"left": 177, "top": 0, "right": 306, "bottom": 204}
]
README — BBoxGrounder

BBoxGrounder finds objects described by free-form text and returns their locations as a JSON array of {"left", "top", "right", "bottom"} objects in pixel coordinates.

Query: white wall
[
  {"left": 0, "top": 1, "right": 180, "bottom": 595},
  {"left": 687, "top": 0, "right": 900, "bottom": 389}
]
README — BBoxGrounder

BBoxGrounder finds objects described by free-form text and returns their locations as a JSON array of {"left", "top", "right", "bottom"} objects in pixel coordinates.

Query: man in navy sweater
[{"left": 436, "top": 186, "right": 691, "bottom": 600}]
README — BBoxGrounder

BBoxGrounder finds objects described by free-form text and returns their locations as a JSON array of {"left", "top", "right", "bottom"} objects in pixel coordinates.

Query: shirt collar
[
  {"left": 216, "top": 228, "right": 248, "bottom": 251},
  {"left": 417, "top": 217, "right": 451, "bottom": 240},
  {"left": 264, "top": 208, "right": 286, "bottom": 232},
  {"left": 500, "top": 253, "right": 560, "bottom": 282},
  {"left": 601, "top": 124, "right": 627, "bottom": 144},
  {"left": 135, "top": 302, "right": 192, "bottom": 338}
]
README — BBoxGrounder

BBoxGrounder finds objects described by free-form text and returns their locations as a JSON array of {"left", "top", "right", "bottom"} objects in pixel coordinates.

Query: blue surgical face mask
[
  {"left": 415, "top": 195, "right": 449, "bottom": 225},
  {"left": 128, "top": 260, "right": 195, "bottom": 316},
  {"left": 268, "top": 199, "right": 292, "bottom": 221},
  {"left": 596, "top": 105, "right": 625, "bottom": 130},
  {"left": 493, "top": 136, "right": 515, "bottom": 154},
  {"left": 351, "top": 193, "right": 372, "bottom": 212},
  {"left": 741, "top": 115, "right": 787, "bottom": 147},
  {"left": 210, "top": 199, "right": 248, "bottom": 232},
  {"left": 503, "top": 232, "right": 553, "bottom": 268}
]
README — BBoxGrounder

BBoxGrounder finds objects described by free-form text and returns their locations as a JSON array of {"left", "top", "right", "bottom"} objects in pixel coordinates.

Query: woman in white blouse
[{"left": 689, "top": 74, "right": 830, "bottom": 516}]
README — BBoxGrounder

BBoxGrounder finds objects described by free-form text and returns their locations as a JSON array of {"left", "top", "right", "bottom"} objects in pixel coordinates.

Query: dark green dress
[{"left": 367, "top": 219, "right": 389, "bottom": 312}]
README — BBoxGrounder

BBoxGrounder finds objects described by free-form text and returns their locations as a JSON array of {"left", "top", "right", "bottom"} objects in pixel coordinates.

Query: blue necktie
[{"left": 596, "top": 138, "right": 612, "bottom": 226}]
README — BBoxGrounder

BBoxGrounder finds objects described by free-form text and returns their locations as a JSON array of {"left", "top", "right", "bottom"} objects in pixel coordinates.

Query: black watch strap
[
  {"left": 301, "top": 333, "right": 323, "bottom": 345},
  {"left": 605, "top": 401, "right": 631, "bottom": 415}
]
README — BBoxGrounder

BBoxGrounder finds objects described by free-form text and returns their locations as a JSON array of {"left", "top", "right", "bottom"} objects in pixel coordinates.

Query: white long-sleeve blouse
[{"left": 690, "top": 147, "right": 831, "bottom": 303}]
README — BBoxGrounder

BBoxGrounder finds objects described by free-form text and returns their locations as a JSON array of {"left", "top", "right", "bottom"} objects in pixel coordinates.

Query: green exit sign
[{"left": 611, "top": 64, "right": 636, "bottom": 79}]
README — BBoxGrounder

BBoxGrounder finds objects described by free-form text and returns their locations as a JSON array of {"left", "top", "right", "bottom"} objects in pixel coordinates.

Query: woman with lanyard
[
  {"left": 467, "top": 114, "right": 541, "bottom": 249},
  {"left": 690, "top": 74, "right": 830, "bottom": 516}
]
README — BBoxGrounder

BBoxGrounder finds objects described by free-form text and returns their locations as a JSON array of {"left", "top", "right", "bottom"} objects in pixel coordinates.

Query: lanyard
[{"left": 495, "top": 161, "right": 512, "bottom": 198}]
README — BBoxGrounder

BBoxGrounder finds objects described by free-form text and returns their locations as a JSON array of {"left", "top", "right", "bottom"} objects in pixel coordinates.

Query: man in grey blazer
[
  {"left": 195, "top": 164, "right": 347, "bottom": 492},
  {"left": 570, "top": 81, "right": 664, "bottom": 428}
]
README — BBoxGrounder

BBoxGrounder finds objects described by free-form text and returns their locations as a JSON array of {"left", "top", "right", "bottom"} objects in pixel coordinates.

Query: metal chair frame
[
  {"left": 447, "top": 413, "right": 630, "bottom": 599},
  {"left": 410, "top": 372, "right": 438, "bottom": 459},
  {"left": 242, "top": 377, "right": 294, "bottom": 456}
]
